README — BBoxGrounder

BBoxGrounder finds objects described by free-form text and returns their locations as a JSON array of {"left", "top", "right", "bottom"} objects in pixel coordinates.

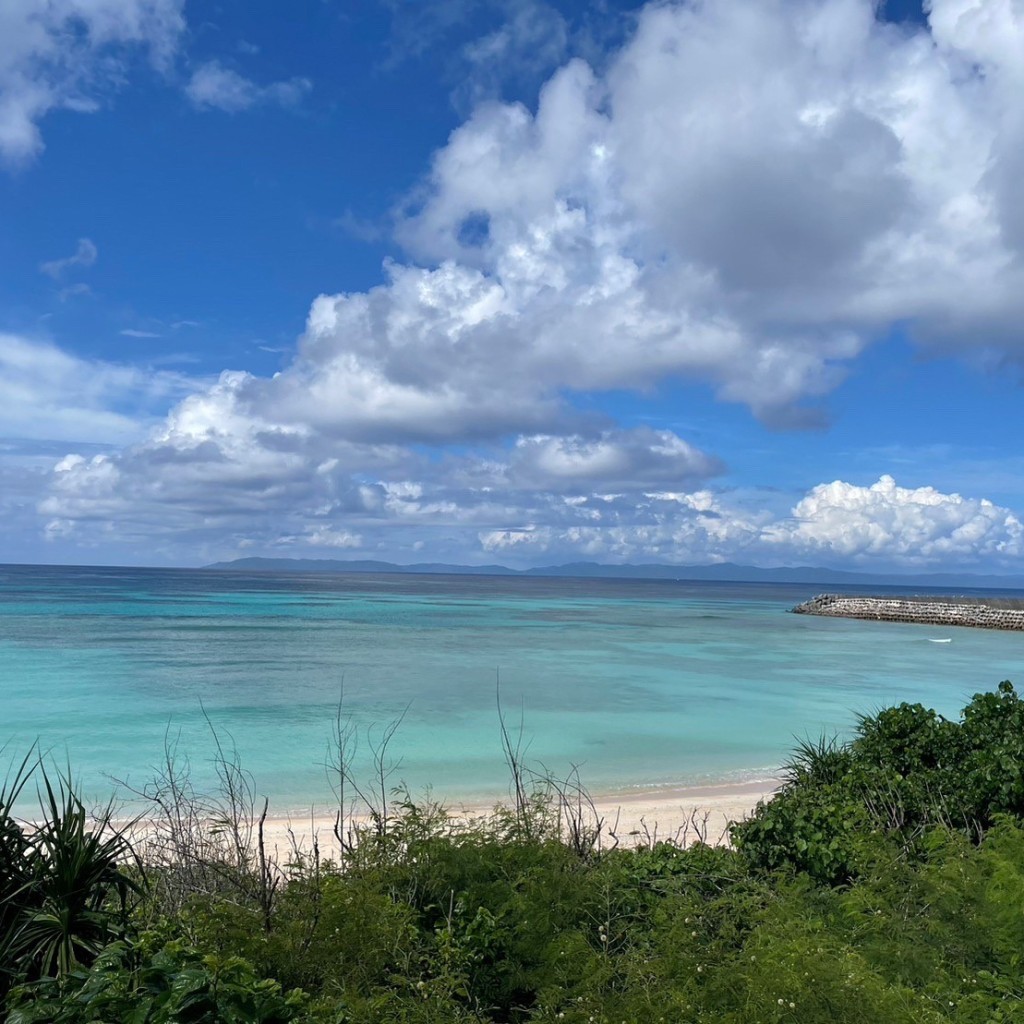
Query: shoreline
[{"left": 254, "top": 778, "right": 782, "bottom": 852}]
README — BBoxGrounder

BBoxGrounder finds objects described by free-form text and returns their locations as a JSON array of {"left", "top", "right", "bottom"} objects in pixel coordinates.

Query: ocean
[{"left": 2, "top": 564, "right": 1022, "bottom": 815}]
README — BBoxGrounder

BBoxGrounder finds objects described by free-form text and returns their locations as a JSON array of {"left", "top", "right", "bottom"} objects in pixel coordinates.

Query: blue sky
[{"left": 3, "top": 0, "right": 1024, "bottom": 572}]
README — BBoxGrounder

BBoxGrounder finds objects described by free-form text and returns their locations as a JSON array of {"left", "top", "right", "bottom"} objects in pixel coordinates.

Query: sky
[{"left": 2, "top": 0, "right": 1024, "bottom": 573}]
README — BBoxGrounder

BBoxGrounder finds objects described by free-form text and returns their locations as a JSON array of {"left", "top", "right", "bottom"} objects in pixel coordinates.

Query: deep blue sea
[{"left": 2, "top": 564, "right": 1022, "bottom": 814}]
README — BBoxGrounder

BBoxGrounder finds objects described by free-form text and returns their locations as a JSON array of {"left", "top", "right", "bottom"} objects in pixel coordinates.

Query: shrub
[
  {"left": 6, "top": 938, "right": 305, "bottom": 1024},
  {"left": 733, "top": 682, "right": 1024, "bottom": 885},
  {"left": 1, "top": 751, "right": 37, "bottom": 1001},
  {"left": 7, "top": 681, "right": 1024, "bottom": 1024},
  {"left": 960, "top": 681, "right": 1024, "bottom": 822},
  {"left": 1, "top": 761, "right": 143, "bottom": 995}
]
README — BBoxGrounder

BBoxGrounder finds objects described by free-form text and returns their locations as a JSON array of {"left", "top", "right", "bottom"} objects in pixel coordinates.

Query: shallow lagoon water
[{"left": 2, "top": 564, "right": 1022, "bottom": 814}]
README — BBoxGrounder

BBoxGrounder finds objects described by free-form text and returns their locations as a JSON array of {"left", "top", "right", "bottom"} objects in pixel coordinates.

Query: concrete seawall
[{"left": 792, "top": 594, "right": 1024, "bottom": 631}]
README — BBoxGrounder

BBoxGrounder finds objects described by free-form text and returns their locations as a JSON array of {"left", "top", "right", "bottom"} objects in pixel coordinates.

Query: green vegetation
[{"left": 5, "top": 683, "right": 1024, "bottom": 1023}]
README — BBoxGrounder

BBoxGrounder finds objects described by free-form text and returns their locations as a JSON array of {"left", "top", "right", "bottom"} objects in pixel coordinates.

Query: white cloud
[
  {"left": 30, "top": 355, "right": 1024, "bottom": 569},
  {"left": 0, "top": 332, "right": 199, "bottom": 445},
  {"left": 477, "top": 475, "right": 1024, "bottom": 569},
  {"left": 20, "top": 0, "right": 1024, "bottom": 570},
  {"left": 505, "top": 430, "right": 722, "bottom": 492},
  {"left": 0, "top": 0, "right": 185, "bottom": 166},
  {"left": 764, "top": 475, "right": 1024, "bottom": 564},
  {"left": 185, "top": 60, "right": 311, "bottom": 113},
  {"left": 40, "top": 238, "right": 97, "bottom": 278},
  {"left": 33, "top": 367, "right": 412, "bottom": 548},
  {"left": 298, "top": 526, "right": 363, "bottom": 549},
  {"left": 394, "top": 0, "right": 1024, "bottom": 413},
  {"left": 476, "top": 488, "right": 766, "bottom": 564},
  {"left": 28, "top": 0, "right": 1024, "bottom": 435},
  {"left": 120, "top": 328, "right": 162, "bottom": 338},
  {"left": 33, "top": 400, "right": 727, "bottom": 552}
]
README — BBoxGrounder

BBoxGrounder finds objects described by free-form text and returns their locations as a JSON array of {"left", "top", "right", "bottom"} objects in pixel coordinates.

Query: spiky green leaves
[{"left": 0, "top": 759, "right": 144, "bottom": 995}]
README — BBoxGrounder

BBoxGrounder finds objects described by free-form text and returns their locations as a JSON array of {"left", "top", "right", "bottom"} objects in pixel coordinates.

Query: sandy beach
[{"left": 253, "top": 778, "right": 781, "bottom": 855}]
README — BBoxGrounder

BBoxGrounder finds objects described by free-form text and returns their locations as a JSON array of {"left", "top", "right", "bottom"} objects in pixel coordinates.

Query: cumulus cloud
[
  {"left": 36, "top": 350, "right": 1021, "bottom": 567},
  {"left": 185, "top": 61, "right": 311, "bottom": 113},
  {"left": 24, "top": 0, "right": 1024, "bottom": 568},
  {"left": 251, "top": 0, "right": 1024, "bottom": 443},
  {"left": 475, "top": 475, "right": 1024, "bottom": 569},
  {"left": 0, "top": 333, "right": 205, "bottom": 557},
  {"left": 0, "top": 0, "right": 185, "bottom": 166},
  {"left": 396, "top": 0, "right": 1024, "bottom": 406},
  {"left": 39, "top": 238, "right": 98, "bottom": 279},
  {"left": 505, "top": 430, "right": 722, "bottom": 493},
  {"left": 31, "top": 350, "right": 1024, "bottom": 571},
  {"left": 34, "top": 367, "right": 413, "bottom": 548},
  {"left": 35, "top": 380, "right": 725, "bottom": 550},
  {"left": 477, "top": 488, "right": 766, "bottom": 564},
  {"left": 765, "top": 475, "right": 1024, "bottom": 565}
]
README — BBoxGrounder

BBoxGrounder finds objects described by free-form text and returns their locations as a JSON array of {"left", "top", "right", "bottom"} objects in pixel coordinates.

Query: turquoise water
[{"left": 2, "top": 564, "right": 1022, "bottom": 814}]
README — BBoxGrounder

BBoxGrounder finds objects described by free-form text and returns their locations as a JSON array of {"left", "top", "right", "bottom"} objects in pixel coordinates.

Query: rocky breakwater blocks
[{"left": 792, "top": 594, "right": 1024, "bottom": 631}]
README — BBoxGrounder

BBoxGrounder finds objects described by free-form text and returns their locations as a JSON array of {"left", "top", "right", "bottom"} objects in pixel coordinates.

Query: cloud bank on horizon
[{"left": 3, "top": 0, "right": 1024, "bottom": 572}]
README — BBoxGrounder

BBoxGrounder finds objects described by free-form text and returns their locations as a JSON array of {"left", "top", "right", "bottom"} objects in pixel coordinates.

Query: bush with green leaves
[
  {"left": 182, "top": 811, "right": 608, "bottom": 1022},
  {"left": 6, "top": 680, "right": 1024, "bottom": 1024},
  {"left": 733, "top": 681, "right": 1024, "bottom": 883},
  {"left": 6, "top": 938, "right": 305, "bottom": 1024}
]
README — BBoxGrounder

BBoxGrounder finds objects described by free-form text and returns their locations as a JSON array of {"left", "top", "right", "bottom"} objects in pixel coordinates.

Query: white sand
[{"left": 254, "top": 779, "right": 780, "bottom": 854}]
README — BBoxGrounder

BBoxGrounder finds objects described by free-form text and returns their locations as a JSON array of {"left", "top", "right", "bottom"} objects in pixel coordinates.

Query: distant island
[{"left": 204, "top": 556, "right": 1024, "bottom": 591}]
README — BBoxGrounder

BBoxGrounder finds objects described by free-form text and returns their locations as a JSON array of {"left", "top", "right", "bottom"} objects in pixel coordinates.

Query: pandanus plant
[
  {"left": 0, "top": 751, "right": 145, "bottom": 998},
  {"left": 1, "top": 751, "right": 37, "bottom": 997}
]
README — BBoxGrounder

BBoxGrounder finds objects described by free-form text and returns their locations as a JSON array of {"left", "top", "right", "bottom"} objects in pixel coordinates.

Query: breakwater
[{"left": 793, "top": 594, "right": 1024, "bottom": 631}]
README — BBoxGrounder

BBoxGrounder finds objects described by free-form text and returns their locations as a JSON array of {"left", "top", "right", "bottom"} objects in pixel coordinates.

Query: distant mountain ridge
[{"left": 203, "top": 556, "right": 1024, "bottom": 590}]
